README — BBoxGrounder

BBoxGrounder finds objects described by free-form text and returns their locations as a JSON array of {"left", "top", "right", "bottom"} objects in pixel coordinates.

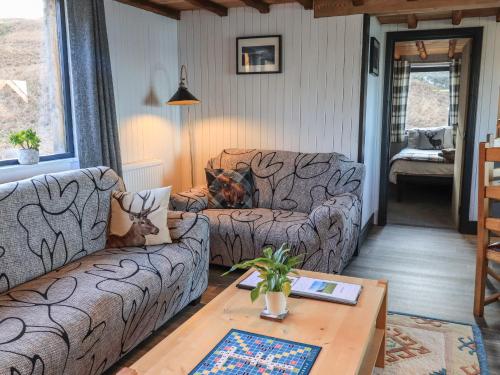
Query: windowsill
[{"left": 0, "top": 157, "right": 79, "bottom": 184}]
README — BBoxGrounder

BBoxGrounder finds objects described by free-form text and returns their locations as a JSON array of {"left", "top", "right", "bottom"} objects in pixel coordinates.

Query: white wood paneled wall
[
  {"left": 178, "top": 5, "right": 364, "bottom": 189},
  {"left": 379, "top": 17, "right": 500, "bottom": 221},
  {"left": 361, "top": 17, "right": 385, "bottom": 227},
  {"left": 104, "top": 0, "right": 182, "bottom": 191}
]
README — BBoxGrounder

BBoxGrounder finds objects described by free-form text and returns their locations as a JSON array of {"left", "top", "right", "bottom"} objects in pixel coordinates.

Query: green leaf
[
  {"left": 263, "top": 247, "right": 273, "bottom": 259},
  {"left": 250, "top": 287, "right": 260, "bottom": 302},
  {"left": 8, "top": 128, "right": 40, "bottom": 150},
  {"left": 282, "top": 281, "right": 291, "bottom": 297}
]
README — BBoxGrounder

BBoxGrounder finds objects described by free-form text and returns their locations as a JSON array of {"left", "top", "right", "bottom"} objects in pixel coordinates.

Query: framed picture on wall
[
  {"left": 236, "top": 35, "right": 282, "bottom": 74},
  {"left": 369, "top": 37, "right": 380, "bottom": 76}
]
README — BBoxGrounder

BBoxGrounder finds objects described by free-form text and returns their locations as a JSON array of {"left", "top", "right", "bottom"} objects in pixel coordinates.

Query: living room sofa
[
  {"left": 0, "top": 167, "right": 209, "bottom": 374},
  {"left": 170, "top": 149, "right": 364, "bottom": 274}
]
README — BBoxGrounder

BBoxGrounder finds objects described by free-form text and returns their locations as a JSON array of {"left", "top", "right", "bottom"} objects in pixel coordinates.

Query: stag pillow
[
  {"left": 106, "top": 187, "right": 172, "bottom": 248},
  {"left": 205, "top": 167, "right": 254, "bottom": 209},
  {"left": 418, "top": 128, "right": 446, "bottom": 150}
]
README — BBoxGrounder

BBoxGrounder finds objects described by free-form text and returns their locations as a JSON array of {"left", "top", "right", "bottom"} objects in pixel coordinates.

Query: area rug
[{"left": 373, "top": 312, "right": 489, "bottom": 375}]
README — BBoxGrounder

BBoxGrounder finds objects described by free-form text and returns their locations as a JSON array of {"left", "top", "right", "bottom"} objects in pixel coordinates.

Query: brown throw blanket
[{"left": 439, "top": 148, "right": 455, "bottom": 163}]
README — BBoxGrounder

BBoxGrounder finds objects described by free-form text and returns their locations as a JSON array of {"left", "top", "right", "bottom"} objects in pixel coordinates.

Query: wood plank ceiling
[
  {"left": 394, "top": 38, "right": 469, "bottom": 60},
  {"left": 115, "top": 0, "right": 500, "bottom": 25}
]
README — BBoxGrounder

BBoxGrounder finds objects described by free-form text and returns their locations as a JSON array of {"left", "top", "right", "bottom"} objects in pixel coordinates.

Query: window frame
[
  {"left": 410, "top": 65, "right": 451, "bottom": 73},
  {"left": 405, "top": 66, "right": 451, "bottom": 131},
  {"left": 0, "top": 0, "right": 74, "bottom": 167}
]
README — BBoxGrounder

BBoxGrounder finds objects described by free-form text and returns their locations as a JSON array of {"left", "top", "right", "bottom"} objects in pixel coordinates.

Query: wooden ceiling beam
[
  {"left": 452, "top": 10, "right": 463, "bottom": 25},
  {"left": 407, "top": 14, "right": 418, "bottom": 29},
  {"left": 240, "top": 0, "right": 270, "bottom": 13},
  {"left": 114, "top": 0, "right": 180, "bottom": 20},
  {"left": 448, "top": 39, "right": 458, "bottom": 59},
  {"left": 296, "top": 0, "right": 313, "bottom": 10},
  {"left": 352, "top": 0, "right": 364, "bottom": 5},
  {"left": 185, "top": 0, "right": 228, "bottom": 16},
  {"left": 378, "top": 7, "right": 500, "bottom": 25},
  {"left": 416, "top": 40, "right": 428, "bottom": 60},
  {"left": 314, "top": 0, "right": 500, "bottom": 18}
]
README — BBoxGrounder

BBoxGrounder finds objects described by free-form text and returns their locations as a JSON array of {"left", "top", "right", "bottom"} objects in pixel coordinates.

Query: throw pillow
[
  {"left": 106, "top": 187, "right": 172, "bottom": 248},
  {"left": 443, "top": 126, "right": 455, "bottom": 148},
  {"left": 418, "top": 128, "right": 446, "bottom": 150},
  {"left": 205, "top": 168, "right": 254, "bottom": 209},
  {"left": 406, "top": 129, "right": 420, "bottom": 148}
]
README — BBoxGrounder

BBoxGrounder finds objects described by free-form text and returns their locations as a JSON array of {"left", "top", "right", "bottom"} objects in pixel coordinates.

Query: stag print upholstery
[
  {"left": 170, "top": 149, "right": 364, "bottom": 274},
  {"left": 418, "top": 128, "right": 446, "bottom": 150},
  {"left": 107, "top": 187, "right": 173, "bottom": 248},
  {"left": 0, "top": 211, "right": 210, "bottom": 374},
  {"left": 0, "top": 167, "right": 121, "bottom": 293}
]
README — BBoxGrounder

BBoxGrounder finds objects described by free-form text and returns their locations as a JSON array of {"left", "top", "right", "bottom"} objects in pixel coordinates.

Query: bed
[{"left": 389, "top": 148, "right": 455, "bottom": 201}]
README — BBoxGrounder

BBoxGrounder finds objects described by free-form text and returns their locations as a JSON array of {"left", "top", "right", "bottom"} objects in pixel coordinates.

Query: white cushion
[
  {"left": 406, "top": 126, "right": 454, "bottom": 149},
  {"left": 107, "top": 187, "right": 172, "bottom": 248}
]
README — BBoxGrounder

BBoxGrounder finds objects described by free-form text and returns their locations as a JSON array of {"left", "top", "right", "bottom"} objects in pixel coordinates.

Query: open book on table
[{"left": 237, "top": 271, "right": 362, "bottom": 305}]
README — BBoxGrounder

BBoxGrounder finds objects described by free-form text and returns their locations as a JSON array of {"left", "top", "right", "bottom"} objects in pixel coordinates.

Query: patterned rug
[{"left": 374, "top": 312, "right": 489, "bottom": 375}]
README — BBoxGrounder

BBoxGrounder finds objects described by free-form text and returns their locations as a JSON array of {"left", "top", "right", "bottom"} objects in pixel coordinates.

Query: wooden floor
[
  {"left": 387, "top": 183, "right": 454, "bottom": 229},
  {"left": 107, "top": 224, "right": 500, "bottom": 374}
]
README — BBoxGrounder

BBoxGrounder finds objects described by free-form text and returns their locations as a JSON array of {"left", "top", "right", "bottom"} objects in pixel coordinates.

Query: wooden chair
[{"left": 474, "top": 137, "right": 500, "bottom": 317}]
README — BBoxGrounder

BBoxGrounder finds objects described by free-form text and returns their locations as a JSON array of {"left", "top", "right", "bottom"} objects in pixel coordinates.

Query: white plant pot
[
  {"left": 265, "top": 291, "right": 288, "bottom": 315},
  {"left": 18, "top": 149, "right": 39, "bottom": 165}
]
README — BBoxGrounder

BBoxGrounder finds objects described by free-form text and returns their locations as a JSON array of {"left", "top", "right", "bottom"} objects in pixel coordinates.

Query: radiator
[{"left": 122, "top": 159, "right": 163, "bottom": 192}]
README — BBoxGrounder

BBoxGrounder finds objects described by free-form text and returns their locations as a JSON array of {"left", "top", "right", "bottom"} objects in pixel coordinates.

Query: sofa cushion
[
  {"left": 202, "top": 208, "right": 314, "bottom": 264},
  {"left": 207, "top": 149, "right": 364, "bottom": 213},
  {"left": 0, "top": 238, "right": 207, "bottom": 374},
  {"left": 0, "top": 167, "right": 121, "bottom": 294},
  {"left": 418, "top": 128, "right": 446, "bottom": 150},
  {"left": 206, "top": 167, "right": 254, "bottom": 209},
  {"left": 107, "top": 187, "right": 173, "bottom": 248}
]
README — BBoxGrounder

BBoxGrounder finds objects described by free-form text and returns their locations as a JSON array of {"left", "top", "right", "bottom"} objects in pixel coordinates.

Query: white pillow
[
  {"left": 418, "top": 128, "right": 446, "bottom": 150},
  {"left": 421, "top": 126, "right": 454, "bottom": 149},
  {"left": 406, "top": 129, "right": 420, "bottom": 148},
  {"left": 107, "top": 187, "right": 172, "bottom": 248},
  {"left": 443, "top": 126, "right": 454, "bottom": 148}
]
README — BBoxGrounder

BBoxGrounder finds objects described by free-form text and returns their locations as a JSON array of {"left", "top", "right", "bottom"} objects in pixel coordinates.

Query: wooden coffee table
[{"left": 131, "top": 269, "right": 387, "bottom": 375}]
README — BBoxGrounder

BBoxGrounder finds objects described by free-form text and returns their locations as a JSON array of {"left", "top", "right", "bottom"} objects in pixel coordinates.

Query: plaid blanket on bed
[{"left": 390, "top": 148, "right": 447, "bottom": 165}]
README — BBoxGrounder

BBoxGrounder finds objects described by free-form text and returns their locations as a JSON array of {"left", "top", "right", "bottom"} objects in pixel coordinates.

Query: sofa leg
[{"left": 190, "top": 296, "right": 202, "bottom": 306}]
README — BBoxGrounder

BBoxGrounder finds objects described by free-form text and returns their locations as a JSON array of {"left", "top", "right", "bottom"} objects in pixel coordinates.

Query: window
[
  {"left": 405, "top": 69, "right": 450, "bottom": 130},
  {"left": 0, "top": 0, "right": 73, "bottom": 165}
]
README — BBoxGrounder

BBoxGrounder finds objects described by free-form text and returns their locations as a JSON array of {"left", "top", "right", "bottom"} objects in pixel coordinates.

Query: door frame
[{"left": 378, "top": 27, "right": 483, "bottom": 234}]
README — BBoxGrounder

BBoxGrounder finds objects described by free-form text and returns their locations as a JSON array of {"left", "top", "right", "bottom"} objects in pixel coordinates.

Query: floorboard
[
  {"left": 106, "top": 224, "right": 499, "bottom": 374},
  {"left": 387, "top": 183, "right": 454, "bottom": 229}
]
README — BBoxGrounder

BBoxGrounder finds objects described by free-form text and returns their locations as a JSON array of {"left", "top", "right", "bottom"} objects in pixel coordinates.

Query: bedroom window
[
  {"left": 0, "top": 0, "right": 74, "bottom": 166},
  {"left": 405, "top": 69, "right": 450, "bottom": 130}
]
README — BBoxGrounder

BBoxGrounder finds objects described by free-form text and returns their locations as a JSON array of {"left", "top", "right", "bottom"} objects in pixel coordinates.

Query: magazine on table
[{"left": 236, "top": 271, "right": 362, "bottom": 305}]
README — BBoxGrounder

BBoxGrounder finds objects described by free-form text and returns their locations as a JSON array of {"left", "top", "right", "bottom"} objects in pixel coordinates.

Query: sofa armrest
[
  {"left": 169, "top": 186, "right": 209, "bottom": 213},
  {"left": 167, "top": 211, "right": 210, "bottom": 303},
  {"left": 168, "top": 211, "right": 210, "bottom": 242},
  {"left": 307, "top": 193, "right": 362, "bottom": 273}
]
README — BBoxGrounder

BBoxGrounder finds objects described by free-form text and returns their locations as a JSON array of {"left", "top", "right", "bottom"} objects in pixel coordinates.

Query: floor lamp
[{"left": 167, "top": 65, "right": 200, "bottom": 186}]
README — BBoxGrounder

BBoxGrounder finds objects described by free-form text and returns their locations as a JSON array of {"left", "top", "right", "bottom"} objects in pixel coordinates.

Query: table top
[{"left": 131, "top": 269, "right": 387, "bottom": 375}]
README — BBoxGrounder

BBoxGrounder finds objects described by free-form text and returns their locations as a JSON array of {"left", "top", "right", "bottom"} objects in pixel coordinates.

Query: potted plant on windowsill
[
  {"left": 9, "top": 129, "right": 41, "bottom": 165},
  {"left": 223, "top": 244, "right": 303, "bottom": 317}
]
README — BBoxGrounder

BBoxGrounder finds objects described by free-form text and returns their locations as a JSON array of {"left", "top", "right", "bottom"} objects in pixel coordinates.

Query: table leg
[{"left": 376, "top": 280, "right": 388, "bottom": 368}]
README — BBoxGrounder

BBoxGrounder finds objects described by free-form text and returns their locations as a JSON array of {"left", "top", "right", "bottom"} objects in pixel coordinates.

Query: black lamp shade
[{"left": 167, "top": 85, "right": 200, "bottom": 106}]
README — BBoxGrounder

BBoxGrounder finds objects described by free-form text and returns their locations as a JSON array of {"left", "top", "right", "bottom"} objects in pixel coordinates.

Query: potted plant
[
  {"left": 9, "top": 129, "right": 41, "bottom": 165},
  {"left": 223, "top": 243, "right": 303, "bottom": 316}
]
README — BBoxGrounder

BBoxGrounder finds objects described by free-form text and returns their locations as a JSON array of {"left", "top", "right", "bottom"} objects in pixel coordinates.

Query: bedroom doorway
[{"left": 378, "top": 28, "right": 483, "bottom": 234}]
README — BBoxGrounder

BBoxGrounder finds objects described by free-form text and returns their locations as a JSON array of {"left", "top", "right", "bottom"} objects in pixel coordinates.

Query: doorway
[{"left": 378, "top": 28, "right": 483, "bottom": 234}]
